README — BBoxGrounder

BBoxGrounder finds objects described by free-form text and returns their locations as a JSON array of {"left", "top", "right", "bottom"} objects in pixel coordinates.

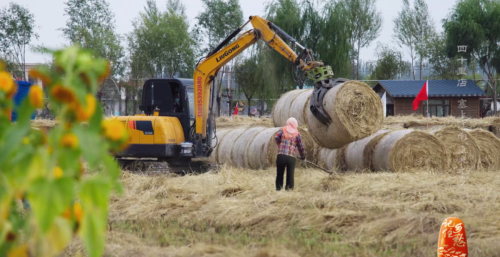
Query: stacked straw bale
[
  {"left": 344, "top": 130, "right": 389, "bottom": 172},
  {"left": 317, "top": 147, "right": 346, "bottom": 171},
  {"left": 247, "top": 128, "right": 280, "bottom": 169},
  {"left": 363, "top": 131, "right": 392, "bottom": 171},
  {"left": 430, "top": 127, "right": 481, "bottom": 170},
  {"left": 464, "top": 129, "right": 500, "bottom": 170},
  {"left": 272, "top": 90, "right": 305, "bottom": 127},
  {"left": 231, "top": 127, "right": 267, "bottom": 168},
  {"left": 371, "top": 130, "right": 448, "bottom": 172},
  {"left": 272, "top": 81, "right": 383, "bottom": 149},
  {"left": 208, "top": 129, "right": 229, "bottom": 163},
  {"left": 211, "top": 127, "right": 318, "bottom": 169},
  {"left": 217, "top": 128, "right": 247, "bottom": 165}
]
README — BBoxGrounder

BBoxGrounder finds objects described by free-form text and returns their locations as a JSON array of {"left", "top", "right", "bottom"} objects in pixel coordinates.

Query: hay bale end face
[
  {"left": 297, "top": 127, "right": 318, "bottom": 163},
  {"left": 307, "top": 81, "right": 384, "bottom": 149},
  {"left": 345, "top": 130, "right": 389, "bottom": 172},
  {"left": 372, "top": 130, "right": 448, "bottom": 172},
  {"left": 430, "top": 127, "right": 481, "bottom": 171},
  {"left": 467, "top": 129, "right": 500, "bottom": 170}
]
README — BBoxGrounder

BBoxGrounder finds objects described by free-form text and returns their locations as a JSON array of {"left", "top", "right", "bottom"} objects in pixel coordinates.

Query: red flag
[
  {"left": 233, "top": 103, "right": 238, "bottom": 116},
  {"left": 413, "top": 80, "right": 428, "bottom": 111}
]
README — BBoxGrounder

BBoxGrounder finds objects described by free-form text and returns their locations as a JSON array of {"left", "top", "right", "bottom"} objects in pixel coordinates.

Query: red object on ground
[
  {"left": 233, "top": 103, "right": 238, "bottom": 116},
  {"left": 413, "top": 80, "right": 428, "bottom": 111},
  {"left": 438, "top": 217, "right": 467, "bottom": 257}
]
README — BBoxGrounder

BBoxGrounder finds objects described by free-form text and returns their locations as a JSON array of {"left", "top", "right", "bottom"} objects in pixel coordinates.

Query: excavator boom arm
[
  {"left": 193, "top": 16, "right": 305, "bottom": 138},
  {"left": 192, "top": 15, "right": 330, "bottom": 157}
]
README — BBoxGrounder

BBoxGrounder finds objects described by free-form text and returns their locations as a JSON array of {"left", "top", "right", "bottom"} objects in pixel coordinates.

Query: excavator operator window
[
  {"left": 142, "top": 80, "right": 173, "bottom": 114},
  {"left": 171, "top": 85, "right": 183, "bottom": 113}
]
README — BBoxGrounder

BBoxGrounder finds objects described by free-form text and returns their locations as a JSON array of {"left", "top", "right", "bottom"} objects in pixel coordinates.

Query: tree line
[{"left": 1, "top": 0, "right": 500, "bottom": 115}]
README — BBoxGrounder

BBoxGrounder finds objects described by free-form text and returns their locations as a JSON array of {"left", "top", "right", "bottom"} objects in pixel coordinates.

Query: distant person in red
[{"left": 274, "top": 117, "right": 306, "bottom": 191}]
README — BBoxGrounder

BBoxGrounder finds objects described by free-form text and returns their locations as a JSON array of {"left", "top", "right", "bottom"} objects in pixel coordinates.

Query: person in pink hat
[{"left": 274, "top": 117, "right": 306, "bottom": 191}]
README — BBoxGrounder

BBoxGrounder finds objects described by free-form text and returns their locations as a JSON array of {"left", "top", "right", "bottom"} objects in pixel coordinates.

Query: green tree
[
  {"left": 264, "top": 0, "right": 303, "bottom": 91},
  {"left": 254, "top": 47, "right": 279, "bottom": 116},
  {"left": 413, "top": 0, "right": 434, "bottom": 80},
  {"left": 196, "top": 0, "right": 244, "bottom": 53},
  {"left": 0, "top": 3, "right": 38, "bottom": 80},
  {"left": 128, "top": 0, "right": 195, "bottom": 79},
  {"left": 393, "top": 0, "right": 434, "bottom": 80},
  {"left": 340, "top": 0, "right": 382, "bottom": 80},
  {"left": 444, "top": 0, "right": 500, "bottom": 112},
  {"left": 235, "top": 56, "right": 259, "bottom": 116},
  {"left": 370, "top": 44, "right": 409, "bottom": 80},
  {"left": 426, "top": 32, "right": 461, "bottom": 80},
  {"left": 61, "top": 0, "right": 124, "bottom": 77},
  {"left": 265, "top": 0, "right": 352, "bottom": 91}
]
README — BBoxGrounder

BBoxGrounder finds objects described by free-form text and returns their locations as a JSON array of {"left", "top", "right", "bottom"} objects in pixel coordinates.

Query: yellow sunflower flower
[
  {"left": 53, "top": 166, "right": 63, "bottom": 179},
  {"left": 0, "top": 71, "right": 16, "bottom": 98},
  {"left": 28, "top": 85, "right": 44, "bottom": 108},
  {"left": 102, "top": 119, "right": 125, "bottom": 141},
  {"left": 61, "top": 133, "right": 78, "bottom": 148},
  {"left": 50, "top": 84, "right": 75, "bottom": 104},
  {"left": 28, "top": 69, "right": 51, "bottom": 86}
]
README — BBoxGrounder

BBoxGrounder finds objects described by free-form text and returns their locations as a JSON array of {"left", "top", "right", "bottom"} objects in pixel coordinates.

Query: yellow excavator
[{"left": 113, "top": 15, "right": 343, "bottom": 169}]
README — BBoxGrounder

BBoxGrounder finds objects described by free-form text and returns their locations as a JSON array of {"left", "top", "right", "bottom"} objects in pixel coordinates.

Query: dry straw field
[
  {"left": 40, "top": 115, "right": 500, "bottom": 256},
  {"left": 65, "top": 167, "right": 500, "bottom": 257}
]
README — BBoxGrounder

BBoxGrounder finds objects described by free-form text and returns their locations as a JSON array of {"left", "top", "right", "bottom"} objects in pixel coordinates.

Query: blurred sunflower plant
[{"left": 0, "top": 46, "right": 128, "bottom": 257}]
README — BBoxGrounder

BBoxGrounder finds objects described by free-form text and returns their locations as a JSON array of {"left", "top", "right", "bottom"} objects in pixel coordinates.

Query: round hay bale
[
  {"left": 407, "top": 124, "right": 446, "bottom": 131},
  {"left": 345, "top": 129, "right": 389, "bottom": 172},
  {"left": 372, "top": 130, "right": 448, "bottom": 172},
  {"left": 231, "top": 127, "right": 267, "bottom": 168},
  {"left": 272, "top": 90, "right": 304, "bottom": 127},
  {"left": 217, "top": 128, "right": 247, "bottom": 165},
  {"left": 307, "top": 81, "right": 384, "bottom": 149},
  {"left": 297, "top": 127, "right": 318, "bottom": 164},
  {"left": 291, "top": 90, "right": 313, "bottom": 126},
  {"left": 208, "top": 129, "right": 230, "bottom": 163},
  {"left": 465, "top": 129, "right": 500, "bottom": 170},
  {"left": 272, "top": 89, "right": 313, "bottom": 126},
  {"left": 363, "top": 131, "right": 392, "bottom": 171},
  {"left": 247, "top": 128, "right": 280, "bottom": 169},
  {"left": 317, "top": 147, "right": 347, "bottom": 171},
  {"left": 430, "top": 127, "right": 481, "bottom": 170},
  {"left": 318, "top": 148, "right": 337, "bottom": 170}
]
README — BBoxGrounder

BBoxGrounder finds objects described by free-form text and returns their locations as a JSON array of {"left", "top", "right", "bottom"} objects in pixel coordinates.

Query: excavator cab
[{"left": 114, "top": 78, "right": 194, "bottom": 161}]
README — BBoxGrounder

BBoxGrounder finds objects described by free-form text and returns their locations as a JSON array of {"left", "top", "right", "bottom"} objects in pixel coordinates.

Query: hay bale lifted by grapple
[{"left": 273, "top": 81, "right": 384, "bottom": 149}]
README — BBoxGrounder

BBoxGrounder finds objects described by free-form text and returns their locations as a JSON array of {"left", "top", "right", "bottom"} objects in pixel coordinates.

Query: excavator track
[{"left": 117, "top": 158, "right": 219, "bottom": 175}]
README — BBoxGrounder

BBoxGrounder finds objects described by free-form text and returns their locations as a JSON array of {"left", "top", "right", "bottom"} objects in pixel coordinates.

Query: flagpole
[
  {"left": 427, "top": 80, "right": 429, "bottom": 130},
  {"left": 427, "top": 99, "right": 429, "bottom": 130}
]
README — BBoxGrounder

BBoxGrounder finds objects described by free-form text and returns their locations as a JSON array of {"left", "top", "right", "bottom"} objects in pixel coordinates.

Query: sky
[{"left": 4, "top": 0, "right": 459, "bottom": 65}]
